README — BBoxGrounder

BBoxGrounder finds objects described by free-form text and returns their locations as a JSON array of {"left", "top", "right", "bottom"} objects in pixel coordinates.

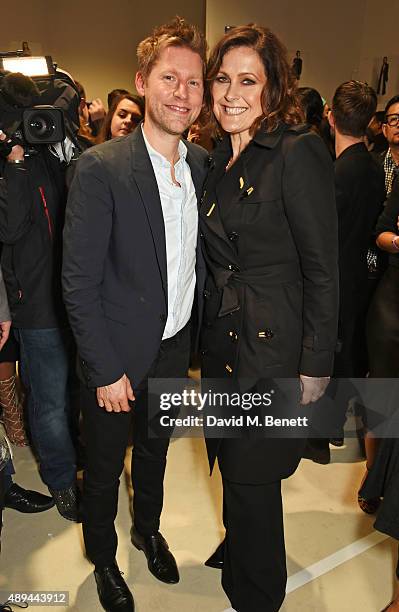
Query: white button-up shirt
[{"left": 142, "top": 128, "right": 198, "bottom": 339}]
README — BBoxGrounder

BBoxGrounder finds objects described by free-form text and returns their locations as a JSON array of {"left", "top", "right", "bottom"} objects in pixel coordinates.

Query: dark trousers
[
  {"left": 222, "top": 478, "right": 286, "bottom": 612},
  {"left": 81, "top": 324, "right": 190, "bottom": 568}
]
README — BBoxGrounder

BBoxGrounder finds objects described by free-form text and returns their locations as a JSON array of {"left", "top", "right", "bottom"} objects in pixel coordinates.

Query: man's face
[
  {"left": 136, "top": 46, "right": 204, "bottom": 137},
  {"left": 382, "top": 102, "right": 399, "bottom": 148}
]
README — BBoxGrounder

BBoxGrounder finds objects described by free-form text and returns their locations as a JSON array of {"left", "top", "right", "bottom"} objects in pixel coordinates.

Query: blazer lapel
[
  {"left": 185, "top": 143, "right": 207, "bottom": 208},
  {"left": 128, "top": 129, "right": 168, "bottom": 300}
]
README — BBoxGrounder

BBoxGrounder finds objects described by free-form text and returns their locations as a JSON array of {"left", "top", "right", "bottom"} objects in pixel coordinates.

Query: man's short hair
[
  {"left": 384, "top": 95, "right": 399, "bottom": 121},
  {"left": 137, "top": 16, "right": 207, "bottom": 80},
  {"left": 332, "top": 80, "right": 377, "bottom": 138}
]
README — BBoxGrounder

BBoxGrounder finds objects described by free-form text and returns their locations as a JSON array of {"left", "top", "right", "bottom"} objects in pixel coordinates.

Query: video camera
[{"left": 0, "top": 52, "right": 80, "bottom": 155}]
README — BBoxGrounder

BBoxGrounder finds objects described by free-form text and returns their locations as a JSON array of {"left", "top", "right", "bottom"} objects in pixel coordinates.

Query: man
[
  {"left": 315, "top": 82, "right": 385, "bottom": 459},
  {"left": 63, "top": 17, "right": 207, "bottom": 612},
  {"left": 0, "top": 73, "right": 79, "bottom": 522},
  {"left": 376, "top": 95, "right": 399, "bottom": 195}
]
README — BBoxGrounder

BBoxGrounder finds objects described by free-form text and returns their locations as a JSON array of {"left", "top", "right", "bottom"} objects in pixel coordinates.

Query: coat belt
[{"left": 211, "top": 262, "right": 301, "bottom": 318}]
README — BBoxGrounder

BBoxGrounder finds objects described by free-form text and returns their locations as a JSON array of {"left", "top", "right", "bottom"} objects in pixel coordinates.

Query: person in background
[
  {"left": 375, "top": 96, "right": 399, "bottom": 196},
  {"left": 361, "top": 177, "right": 399, "bottom": 611},
  {"left": 75, "top": 81, "right": 106, "bottom": 140},
  {"left": 97, "top": 93, "right": 144, "bottom": 143},
  {"left": 0, "top": 256, "right": 54, "bottom": 517},
  {"left": 107, "top": 88, "right": 130, "bottom": 109}
]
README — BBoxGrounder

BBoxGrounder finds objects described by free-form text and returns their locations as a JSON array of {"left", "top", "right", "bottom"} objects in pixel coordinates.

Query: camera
[{"left": 0, "top": 53, "right": 80, "bottom": 151}]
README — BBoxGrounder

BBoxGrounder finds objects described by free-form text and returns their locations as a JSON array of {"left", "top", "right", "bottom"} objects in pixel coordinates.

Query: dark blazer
[
  {"left": 200, "top": 124, "right": 339, "bottom": 483},
  {"left": 62, "top": 127, "right": 208, "bottom": 389},
  {"left": 335, "top": 144, "right": 385, "bottom": 311}
]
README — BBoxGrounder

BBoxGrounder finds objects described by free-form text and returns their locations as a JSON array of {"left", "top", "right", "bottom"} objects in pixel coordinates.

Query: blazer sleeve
[
  {"left": 282, "top": 132, "right": 339, "bottom": 376},
  {"left": 62, "top": 150, "right": 125, "bottom": 388}
]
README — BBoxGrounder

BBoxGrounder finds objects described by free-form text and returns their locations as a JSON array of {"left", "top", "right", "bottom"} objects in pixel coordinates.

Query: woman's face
[
  {"left": 110, "top": 99, "right": 142, "bottom": 138},
  {"left": 212, "top": 46, "right": 266, "bottom": 137}
]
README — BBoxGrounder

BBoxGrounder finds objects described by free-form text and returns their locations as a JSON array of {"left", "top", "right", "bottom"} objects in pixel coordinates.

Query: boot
[
  {"left": 0, "top": 374, "right": 28, "bottom": 447},
  {"left": 49, "top": 484, "right": 81, "bottom": 522}
]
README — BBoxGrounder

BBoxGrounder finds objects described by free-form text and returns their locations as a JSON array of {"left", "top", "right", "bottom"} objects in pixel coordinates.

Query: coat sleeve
[
  {"left": 376, "top": 178, "right": 399, "bottom": 235},
  {"left": 282, "top": 132, "right": 339, "bottom": 376},
  {"left": 0, "top": 266, "right": 10, "bottom": 323},
  {"left": 0, "top": 164, "right": 34, "bottom": 244},
  {"left": 62, "top": 150, "right": 125, "bottom": 388}
]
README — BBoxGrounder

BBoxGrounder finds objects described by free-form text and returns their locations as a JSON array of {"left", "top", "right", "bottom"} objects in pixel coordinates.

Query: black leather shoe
[
  {"left": 4, "top": 483, "right": 55, "bottom": 513},
  {"left": 94, "top": 562, "right": 134, "bottom": 612},
  {"left": 205, "top": 540, "right": 225, "bottom": 569},
  {"left": 131, "top": 527, "right": 179, "bottom": 584},
  {"left": 49, "top": 485, "right": 81, "bottom": 522}
]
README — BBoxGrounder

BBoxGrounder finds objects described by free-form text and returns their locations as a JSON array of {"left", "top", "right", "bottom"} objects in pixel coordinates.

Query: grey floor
[{"left": 1, "top": 435, "right": 396, "bottom": 611}]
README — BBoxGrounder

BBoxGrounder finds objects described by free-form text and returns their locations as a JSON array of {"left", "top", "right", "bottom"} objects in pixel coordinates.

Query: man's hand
[
  {"left": 0, "top": 129, "right": 24, "bottom": 161},
  {"left": 0, "top": 320, "right": 11, "bottom": 351},
  {"left": 299, "top": 374, "right": 330, "bottom": 405},
  {"left": 96, "top": 374, "right": 135, "bottom": 413},
  {"left": 88, "top": 98, "right": 106, "bottom": 123}
]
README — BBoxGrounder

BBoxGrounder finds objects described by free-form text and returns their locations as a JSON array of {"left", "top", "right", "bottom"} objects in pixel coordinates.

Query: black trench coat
[{"left": 200, "top": 123, "right": 339, "bottom": 484}]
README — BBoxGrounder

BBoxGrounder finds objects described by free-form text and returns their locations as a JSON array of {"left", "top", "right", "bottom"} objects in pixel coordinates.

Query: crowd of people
[{"left": 0, "top": 15, "right": 399, "bottom": 612}]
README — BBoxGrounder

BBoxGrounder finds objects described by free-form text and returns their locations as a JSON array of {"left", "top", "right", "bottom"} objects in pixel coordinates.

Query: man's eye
[
  {"left": 189, "top": 80, "right": 200, "bottom": 87},
  {"left": 164, "top": 75, "right": 175, "bottom": 81}
]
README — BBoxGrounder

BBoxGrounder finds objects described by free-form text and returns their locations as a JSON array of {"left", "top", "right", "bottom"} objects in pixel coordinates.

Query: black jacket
[
  {"left": 200, "top": 124, "right": 339, "bottom": 483},
  {"left": 62, "top": 127, "right": 208, "bottom": 389},
  {"left": 0, "top": 149, "right": 68, "bottom": 328}
]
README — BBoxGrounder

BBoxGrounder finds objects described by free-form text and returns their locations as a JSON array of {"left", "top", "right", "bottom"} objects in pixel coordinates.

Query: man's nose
[{"left": 174, "top": 81, "right": 189, "bottom": 99}]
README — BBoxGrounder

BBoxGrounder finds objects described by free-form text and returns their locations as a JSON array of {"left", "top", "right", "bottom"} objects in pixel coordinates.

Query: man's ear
[
  {"left": 327, "top": 109, "right": 335, "bottom": 129},
  {"left": 382, "top": 123, "right": 388, "bottom": 139},
  {"left": 135, "top": 72, "right": 145, "bottom": 97}
]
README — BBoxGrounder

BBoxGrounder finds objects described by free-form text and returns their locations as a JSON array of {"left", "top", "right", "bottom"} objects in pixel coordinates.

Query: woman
[
  {"left": 361, "top": 177, "right": 399, "bottom": 611},
  {"left": 200, "top": 25, "right": 338, "bottom": 611},
  {"left": 97, "top": 93, "right": 144, "bottom": 142}
]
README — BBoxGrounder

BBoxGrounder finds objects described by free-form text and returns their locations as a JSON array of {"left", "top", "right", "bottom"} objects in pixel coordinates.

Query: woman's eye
[
  {"left": 242, "top": 79, "right": 256, "bottom": 85},
  {"left": 215, "top": 75, "right": 229, "bottom": 83}
]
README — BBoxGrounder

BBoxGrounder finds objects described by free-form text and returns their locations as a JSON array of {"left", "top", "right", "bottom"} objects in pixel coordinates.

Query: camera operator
[{"left": 0, "top": 72, "right": 79, "bottom": 522}]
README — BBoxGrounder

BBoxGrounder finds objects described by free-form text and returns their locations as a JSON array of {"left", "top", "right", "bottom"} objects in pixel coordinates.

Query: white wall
[
  {"left": 1, "top": 0, "right": 205, "bottom": 104},
  {"left": 206, "top": 0, "right": 399, "bottom": 108},
  {"left": 358, "top": 0, "right": 399, "bottom": 109}
]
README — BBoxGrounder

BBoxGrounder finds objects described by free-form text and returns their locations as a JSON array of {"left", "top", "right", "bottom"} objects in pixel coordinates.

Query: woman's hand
[{"left": 299, "top": 374, "right": 330, "bottom": 405}]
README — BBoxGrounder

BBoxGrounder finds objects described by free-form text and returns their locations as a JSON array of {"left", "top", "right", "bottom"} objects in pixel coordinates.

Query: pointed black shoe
[
  {"left": 94, "top": 562, "right": 134, "bottom": 612},
  {"left": 205, "top": 540, "right": 225, "bottom": 569},
  {"left": 49, "top": 485, "right": 81, "bottom": 522},
  {"left": 4, "top": 483, "right": 55, "bottom": 513},
  {"left": 131, "top": 527, "right": 179, "bottom": 584}
]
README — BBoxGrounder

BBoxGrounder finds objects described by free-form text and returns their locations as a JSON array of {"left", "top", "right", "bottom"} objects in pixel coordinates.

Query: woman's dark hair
[
  {"left": 97, "top": 93, "right": 145, "bottom": 143},
  {"left": 297, "top": 87, "right": 324, "bottom": 131},
  {"left": 206, "top": 24, "right": 303, "bottom": 135}
]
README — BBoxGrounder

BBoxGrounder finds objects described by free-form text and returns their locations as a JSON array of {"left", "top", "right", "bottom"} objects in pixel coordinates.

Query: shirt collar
[{"left": 141, "top": 124, "right": 187, "bottom": 168}]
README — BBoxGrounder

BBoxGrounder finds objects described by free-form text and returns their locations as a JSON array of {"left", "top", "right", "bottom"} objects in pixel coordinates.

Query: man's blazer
[{"left": 62, "top": 127, "right": 208, "bottom": 389}]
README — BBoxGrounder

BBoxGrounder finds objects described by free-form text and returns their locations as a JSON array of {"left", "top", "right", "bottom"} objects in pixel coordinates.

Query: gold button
[{"left": 225, "top": 364, "right": 233, "bottom": 373}]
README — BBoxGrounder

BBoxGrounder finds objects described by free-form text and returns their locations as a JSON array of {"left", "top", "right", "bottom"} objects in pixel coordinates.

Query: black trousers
[
  {"left": 222, "top": 476, "right": 286, "bottom": 612},
  {"left": 81, "top": 324, "right": 190, "bottom": 568}
]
